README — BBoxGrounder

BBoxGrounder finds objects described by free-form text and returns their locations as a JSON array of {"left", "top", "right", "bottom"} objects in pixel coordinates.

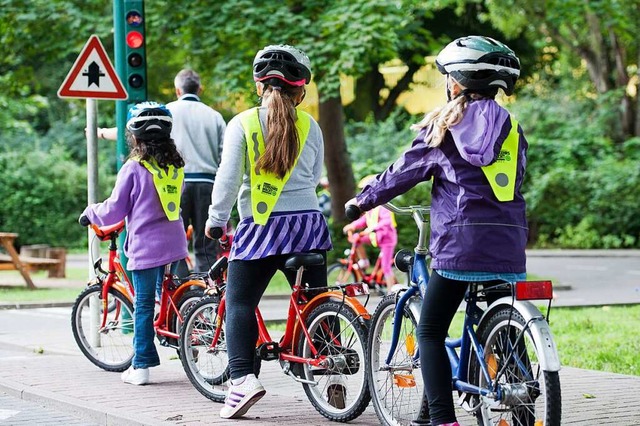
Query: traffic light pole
[{"left": 113, "top": 0, "right": 133, "bottom": 278}]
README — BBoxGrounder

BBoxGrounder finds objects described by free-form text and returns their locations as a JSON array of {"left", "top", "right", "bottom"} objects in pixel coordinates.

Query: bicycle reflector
[
  {"left": 345, "top": 282, "right": 369, "bottom": 297},
  {"left": 515, "top": 281, "right": 553, "bottom": 300}
]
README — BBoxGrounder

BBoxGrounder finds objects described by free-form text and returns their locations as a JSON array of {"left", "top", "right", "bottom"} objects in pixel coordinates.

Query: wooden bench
[{"left": 0, "top": 232, "right": 65, "bottom": 289}]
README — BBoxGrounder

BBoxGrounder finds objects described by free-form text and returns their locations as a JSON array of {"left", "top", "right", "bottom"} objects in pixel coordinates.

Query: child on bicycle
[
  {"left": 204, "top": 44, "right": 332, "bottom": 419},
  {"left": 343, "top": 175, "right": 398, "bottom": 292},
  {"left": 346, "top": 36, "right": 528, "bottom": 426},
  {"left": 80, "top": 102, "right": 188, "bottom": 386}
]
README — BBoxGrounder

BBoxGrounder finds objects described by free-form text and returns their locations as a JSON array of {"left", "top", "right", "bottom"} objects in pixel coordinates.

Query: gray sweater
[
  {"left": 207, "top": 107, "right": 324, "bottom": 228},
  {"left": 166, "top": 94, "right": 226, "bottom": 179}
]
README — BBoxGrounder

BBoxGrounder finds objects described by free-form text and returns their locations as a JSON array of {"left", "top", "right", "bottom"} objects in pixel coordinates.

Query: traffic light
[{"left": 123, "top": 0, "right": 146, "bottom": 102}]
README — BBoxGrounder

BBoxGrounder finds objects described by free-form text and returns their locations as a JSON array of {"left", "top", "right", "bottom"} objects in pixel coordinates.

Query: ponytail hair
[
  {"left": 257, "top": 85, "right": 305, "bottom": 178},
  {"left": 412, "top": 84, "right": 498, "bottom": 147}
]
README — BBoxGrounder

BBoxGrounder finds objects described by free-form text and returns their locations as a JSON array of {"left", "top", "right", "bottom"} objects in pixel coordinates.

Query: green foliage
[{"left": 0, "top": 147, "right": 114, "bottom": 249}]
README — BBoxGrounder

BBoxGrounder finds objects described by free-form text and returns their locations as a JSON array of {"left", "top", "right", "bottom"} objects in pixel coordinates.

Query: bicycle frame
[
  {"left": 208, "top": 275, "right": 370, "bottom": 372},
  {"left": 383, "top": 201, "right": 560, "bottom": 402},
  {"left": 339, "top": 231, "right": 385, "bottom": 286},
  {"left": 90, "top": 222, "right": 206, "bottom": 343}
]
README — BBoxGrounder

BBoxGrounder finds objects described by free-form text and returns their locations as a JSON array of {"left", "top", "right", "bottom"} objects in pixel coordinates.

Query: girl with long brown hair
[{"left": 205, "top": 45, "right": 331, "bottom": 419}]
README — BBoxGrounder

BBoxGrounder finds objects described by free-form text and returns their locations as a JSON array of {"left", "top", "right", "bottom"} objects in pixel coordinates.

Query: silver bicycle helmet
[
  {"left": 435, "top": 35, "right": 520, "bottom": 95},
  {"left": 126, "top": 102, "right": 173, "bottom": 140},
  {"left": 253, "top": 44, "right": 312, "bottom": 87}
]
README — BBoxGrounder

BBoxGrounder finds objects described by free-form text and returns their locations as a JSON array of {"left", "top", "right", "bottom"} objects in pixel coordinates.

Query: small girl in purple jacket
[{"left": 80, "top": 102, "right": 188, "bottom": 386}]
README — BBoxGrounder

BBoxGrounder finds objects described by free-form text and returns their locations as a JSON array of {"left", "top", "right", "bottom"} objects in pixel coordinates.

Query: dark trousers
[
  {"left": 225, "top": 251, "right": 327, "bottom": 380},
  {"left": 176, "top": 181, "right": 219, "bottom": 276},
  {"left": 417, "top": 271, "right": 468, "bottom": 425}
]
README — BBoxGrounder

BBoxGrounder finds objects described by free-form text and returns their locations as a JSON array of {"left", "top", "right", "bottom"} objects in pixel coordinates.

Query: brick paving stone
[
  {"left": 1, "top": 346, "right": 640, "bottom": 425},
  {"left": 0, "top": 392, "right": 99, "bottom": 425}
]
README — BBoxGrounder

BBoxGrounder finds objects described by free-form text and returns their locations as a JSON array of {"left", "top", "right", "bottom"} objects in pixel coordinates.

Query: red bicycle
[
  {"left": 179, "top": 251, "right": 373, "bottom": 421},
  {"left": 71, "top": 220, "right": 213, "bottom": 372},
  {"left": 327, "top": 230, "right": 394, "bottom": 294}
]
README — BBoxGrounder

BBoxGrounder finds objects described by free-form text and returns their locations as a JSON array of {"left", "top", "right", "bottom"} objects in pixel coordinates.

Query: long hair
[
  {"left": 412, "top": 78, "right": 498, "bottom": 147},
  {"left": 128, "top": 134, "right": 185, "bottom": 169},
  {"left": 257, "top": 85, "right": 305, "bottom": 179}
]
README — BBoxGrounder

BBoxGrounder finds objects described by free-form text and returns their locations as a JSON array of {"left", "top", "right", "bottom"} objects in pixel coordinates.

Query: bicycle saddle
[
  {"left": 284, "top": 253, "right": 325, "bottom": 270},
  {"left": 91, "top": 220, "right": 126, "bottom": 241}
]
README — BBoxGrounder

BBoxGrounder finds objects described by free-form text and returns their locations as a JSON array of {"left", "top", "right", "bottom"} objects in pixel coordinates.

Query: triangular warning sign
[{"left": 58, "top": 35, "right": 128, "bottom": 100}]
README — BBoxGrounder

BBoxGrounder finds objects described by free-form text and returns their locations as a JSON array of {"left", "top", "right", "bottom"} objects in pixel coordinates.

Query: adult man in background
[{"left": 168, "top": 69, "right": 226, "bottom": 275}]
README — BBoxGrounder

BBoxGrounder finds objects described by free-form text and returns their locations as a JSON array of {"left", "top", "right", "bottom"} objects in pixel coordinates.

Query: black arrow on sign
[{"left": 82, "top": 61, "right": 105, "bottom": 87}]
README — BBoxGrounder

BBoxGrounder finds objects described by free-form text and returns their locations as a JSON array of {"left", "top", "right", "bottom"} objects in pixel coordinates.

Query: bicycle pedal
[{"left": 256, "top": 342, "right": 280, "bottom": 361}]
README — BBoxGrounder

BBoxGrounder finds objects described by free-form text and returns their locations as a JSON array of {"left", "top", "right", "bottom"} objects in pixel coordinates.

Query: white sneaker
[
  {"left": 121, "top": 366, "right": 149, "bottom": 385},
  {"left": 219, "top": 374, "right": 266, "bottom": 419}
]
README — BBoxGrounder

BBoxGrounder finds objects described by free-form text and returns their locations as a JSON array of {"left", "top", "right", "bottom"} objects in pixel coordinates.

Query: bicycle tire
[
  {"left": 470, "top": 307, "right": 561, "bottom": 426},
  {"left": 327, "top": 262, "right": 358, "bottom": 285},
  {"left": 297, "top": 300, "right": 371, "bottom": 422},
  {"left": 367, "top": 293, "right": 424, "bottom": 426},
  {"left": 179, "top": 295, "right": 229, "bottom": 402},
  {"left": 71, "top": 284, "right": 134, "bottom": 372}
]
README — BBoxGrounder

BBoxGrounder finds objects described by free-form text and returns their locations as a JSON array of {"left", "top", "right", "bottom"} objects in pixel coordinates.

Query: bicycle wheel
[
  {"left": 297, "top": 300, "right": 371, "bottom": 422},
  {"left": 179, "top": 295, "right": 229, "bottom": 402},
  {"left": 470, "top": 307, "right": 561, "bottom": 426},
  {"left": 367, "top": 294, "right": 424, "bottom": 426},
  {"left": 71, "top": 284, "right": 134, "bottom": 372},
  {"left": 327, "top": 262, "right": 357, "bottom": 285}
]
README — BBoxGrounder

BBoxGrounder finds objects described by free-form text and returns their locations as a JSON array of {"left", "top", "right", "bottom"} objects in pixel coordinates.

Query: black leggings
[
  {"left": 417, "top": 271, "right": 468, "bottom": 425},
  {"left": 225, "top": 251, "right": 327, "bottom": 380}
]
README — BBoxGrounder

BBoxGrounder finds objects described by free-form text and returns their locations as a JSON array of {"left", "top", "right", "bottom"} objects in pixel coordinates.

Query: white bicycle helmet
[
  {"left": 435, "top": 35, "right": 520, "bottom": 96},
  {"left": 253, "top": 44, "right": 312, "bottom": 87},
  {"left": 126, "top": 102, "right": 173, "bottom": 140}
]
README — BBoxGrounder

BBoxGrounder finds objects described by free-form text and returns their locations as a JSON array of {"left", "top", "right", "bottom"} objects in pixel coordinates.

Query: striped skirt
[{"left": 230, "top": 210, "right": 332, "bottom": 261}]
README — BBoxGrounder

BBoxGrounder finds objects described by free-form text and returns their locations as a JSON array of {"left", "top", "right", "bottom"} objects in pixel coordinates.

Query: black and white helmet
[
  {"left": 253, "top": 44, "right": 312, "bottom": 87},
  {"left": 126, "top": 102, "right": 173, "bottom": 140},
  {"left": 436, "top": 35, "right": 520, "bottom": 96}
]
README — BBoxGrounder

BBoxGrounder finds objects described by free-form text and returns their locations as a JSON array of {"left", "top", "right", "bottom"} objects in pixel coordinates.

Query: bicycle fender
[
  {"left": 300, "top": 291, "right": 371, "bottom": 321},
  {"left": 167, "top": 279, "right": 206, "bottom": 324},
  {"left": 110, "top": 280, "right": 133, "bottom": 303},
  {"left": 406, "top": 296, "right": 422, "bottom": 325},
  {"left": 481, "top": 298, "right": 561, "bottom": 372}
]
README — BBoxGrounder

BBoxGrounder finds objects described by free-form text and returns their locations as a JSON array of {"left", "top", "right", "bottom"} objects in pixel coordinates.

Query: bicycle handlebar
[
  {"left": 209, "top": 227, "right": 224, "bottom": 239},
  {"left": 345, "top": 204, "right": 362, "bottom": 221},
  {"left": 79, "top": 215, "right": 91, "bottom": 227}
]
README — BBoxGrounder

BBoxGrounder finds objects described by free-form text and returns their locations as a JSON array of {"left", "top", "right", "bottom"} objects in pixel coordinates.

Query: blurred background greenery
[{"left": 1, "top": 0, "right": 639, "bottom": 260}]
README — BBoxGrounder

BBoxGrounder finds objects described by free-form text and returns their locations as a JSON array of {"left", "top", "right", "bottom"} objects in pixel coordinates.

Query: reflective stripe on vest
[
  {"left": 365, "top": 208, "right": 397, "bottom": 248},
  {"left": 135, "top": 158, "right": 184, "bottom": 221},
  {"left": 239, "top": 107, "right": 311, "bottom": 225},
  {"left": 480, "top": 116, "right": 519, "bottom": 202}
]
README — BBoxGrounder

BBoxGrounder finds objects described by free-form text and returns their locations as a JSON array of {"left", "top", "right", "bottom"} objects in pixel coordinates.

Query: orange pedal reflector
[
  {"left": 393, "top": 374, "right": 416, "bottom": 388},
  {"left": 534, "top": 421, "right": 544, "bottom": 426},
  {"left": 497, "top": 420, "right": 509, "bottom": 426}
]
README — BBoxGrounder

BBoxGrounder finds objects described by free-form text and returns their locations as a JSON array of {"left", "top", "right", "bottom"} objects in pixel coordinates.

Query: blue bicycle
[{"left": 348, "top": 202, "right": 561, "bottom": 426}]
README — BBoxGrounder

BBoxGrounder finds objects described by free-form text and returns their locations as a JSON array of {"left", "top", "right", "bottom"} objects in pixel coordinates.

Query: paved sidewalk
[{"left": 1, "top": 341, "right": 639, "bottom": 425}]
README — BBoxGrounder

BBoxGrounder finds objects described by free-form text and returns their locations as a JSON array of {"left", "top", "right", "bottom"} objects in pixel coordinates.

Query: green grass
[
  {"left": 449, "top": 304, "right": 640, "bottom": 376},
  {"left": 0, "top": 286, "right": 84, "bottom": 303}
]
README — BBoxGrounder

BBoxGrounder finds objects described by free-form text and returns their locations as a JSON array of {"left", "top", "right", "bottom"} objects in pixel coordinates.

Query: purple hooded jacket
[
  {"left": 356, "top": 99, "right": 528, "bottom": 273},
  {"left": 82, "top": 160, "right": 188, "bottom": 271}
]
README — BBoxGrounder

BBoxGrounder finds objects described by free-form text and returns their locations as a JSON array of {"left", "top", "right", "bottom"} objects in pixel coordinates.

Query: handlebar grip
[
  {"left": 209, "top": 227, "right": 224, "bottom": 239},
  {"left": 79, "top": 215, "right": 91, "bottom": 227},
  {"left": 345, "top": 204, "right": 362, "bottom": 222}
]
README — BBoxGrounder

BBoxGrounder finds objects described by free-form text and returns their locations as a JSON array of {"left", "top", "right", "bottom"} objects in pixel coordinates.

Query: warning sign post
[{"left": 58, "top": 34, "right": 128, "bottom": 287}]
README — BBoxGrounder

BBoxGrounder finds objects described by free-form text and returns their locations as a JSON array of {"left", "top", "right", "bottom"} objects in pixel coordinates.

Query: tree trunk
[{"left": 318, "top": 96, "right": 355, "bottom": 223}]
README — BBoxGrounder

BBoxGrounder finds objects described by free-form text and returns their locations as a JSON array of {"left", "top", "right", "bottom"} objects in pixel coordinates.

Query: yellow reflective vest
[
  {"left": 134, "top": 157, "right": 184, "bottom": 221},
  {"left": 480, "top": 116, "right": 519, "bottom": 202},
  {"left": 238, "top": 107, "right": 312, "bottom": 225}
]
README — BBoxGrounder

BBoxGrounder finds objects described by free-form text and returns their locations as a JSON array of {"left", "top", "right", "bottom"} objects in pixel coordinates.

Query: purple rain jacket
[
  {"left": 356, "top": 99, "right": 528, "bottom": 273},
  {"left": 82, "top": 160, "right": 188, "bottom": 271}
]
